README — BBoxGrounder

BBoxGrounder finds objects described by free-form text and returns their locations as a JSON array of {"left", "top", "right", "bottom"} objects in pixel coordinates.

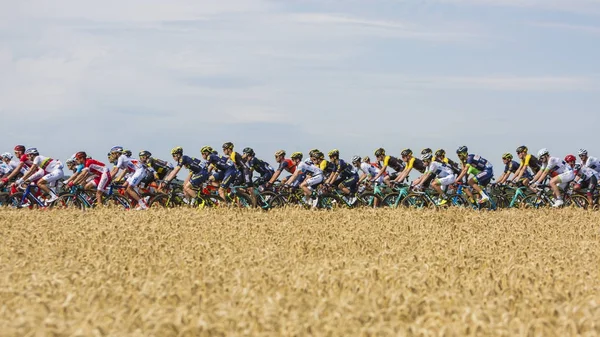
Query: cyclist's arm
[
  {"left": 286, "top": 169, "right": 302, "bottom": 186},
  {"left": 1, "top": 162, "right": 24, "bottom": 183},
  {"left": 164, "top": 166, "right": 182, "bottom": 183},
  {"left": 372, "top": 165, "right": 387, "bottom": 181},
  {"left": 395, "top": 162, "right": 412, "bottom": 182},
  {"left": 455, "top": 164, "right": 470, "bottom": 183},
  {"left": 21, "top": 163, "right": 40, "bottom": 182}
]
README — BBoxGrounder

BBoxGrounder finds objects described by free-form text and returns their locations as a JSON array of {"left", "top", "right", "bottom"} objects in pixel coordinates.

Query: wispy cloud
[
  {"left": 529, "top": 22, "right": 600, "bottom": 35},
  {"left": 438, "top": 0, "right": 600, "bottom": 15}
]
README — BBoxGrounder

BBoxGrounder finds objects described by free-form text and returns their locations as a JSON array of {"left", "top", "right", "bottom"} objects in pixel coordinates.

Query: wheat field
[{"left": 1, "top": 208, "right": 599, "bottom": 336}]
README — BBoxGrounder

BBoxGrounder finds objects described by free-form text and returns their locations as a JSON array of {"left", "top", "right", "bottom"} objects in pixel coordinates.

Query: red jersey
[
  {"left": 19, "top": 154, "right": 32, "bottom": 169},
  {"left": 85, "top": 159, "right": 109, "bottom": 176}
]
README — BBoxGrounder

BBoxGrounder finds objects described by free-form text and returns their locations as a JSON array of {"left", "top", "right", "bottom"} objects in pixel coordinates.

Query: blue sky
[{"left": 1, "top": 0, "right": 599, "bottom": 171}]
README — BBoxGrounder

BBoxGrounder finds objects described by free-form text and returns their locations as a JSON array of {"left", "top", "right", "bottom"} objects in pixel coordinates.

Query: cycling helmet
[
  {"left": 574, "top": 163, "right": 582, "bottom": 171},
  {"left": 374, "top": 148, "right": 385, "bottom": 156},
  {"left": 290, "top": 152, "right": 303, "bottom": 160},
  {"left": 75, "top": 151, "right": 87, "bottom": 159},
  {"left": 351, "top": 155, "right": 361, "bottom": 163},
  {"left": 314, "top": 151, "right": 324, "bottom": 159},
  {"left": 222, "top": 142, "right": 234, "bottom": 150},
  {"left": 421, "top": 152, "right": 433, "bottom": 161},
  {"left": 328, "top": 149, "right": 340, "bottom": 157},
  {"left": 456, "top": 146, "right": 468, "bottom": 154},
  {"left": 578, "top": 149, "right": 588, "bottom": 156},
  {"left": 66, "top": 158, "right": 76, "bottom": 165},
  {"left": 110, "top": 146, "right": 124, "bottom": 154},
  {"left": 537, "top": 148, "right": 549, "bottom": 158},
  {"left": 516, "top": 145, "right": 528, "bottom": 153},
  {"left": 421, "top": 148, "right": 432, "bottom": 155},
  {"left": 401, "top": 148, "right": 413, "bottom": 157},
  {"left": 123, "top": 149, "right": 132, "bottom": 157},
  {"left": 308, "top": 148, "right": 320, "bottom": 157},
  {"left": 565, "top": 154, "right": 576, "bottom": 163},
  {"left": 25, "top": 148, "right": 39, "bottom": 156},
  {"left": 435, "top": 149, "right": 446, "bottom": 157},
  {"left": 243, "top": 147, "right": 255, "bottom": 156},
  {"left": 14, "top": 145, "right": 25, "bottom": 152},
  {"left": 139, "top": 150, "right": 152, "bottom": 157},
  {"left": 200, "top": 146, "right": 213, "bottom": 154},
  {"left": 362, "top": 156, "right": 370, "bottom": 163},
  {"left": 1, "top": 152, "right": 13, "bottom": 160},
  {"left": 274, "top": 150, "right": 286, "bottom": 157},
  {"left": 171, "top": 147, "right": 183, "bottom": 155},
  {"left": 502, "top": 153, "right": 513, "bottom": 160}
]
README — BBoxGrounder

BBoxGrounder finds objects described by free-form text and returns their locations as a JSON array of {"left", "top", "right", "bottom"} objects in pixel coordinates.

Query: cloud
[
  {"left": 437, "top": 0, "right": 600, "bottom": 15},
  {"left": 529, "top": 22, "right": 600, "bottom": 35}
]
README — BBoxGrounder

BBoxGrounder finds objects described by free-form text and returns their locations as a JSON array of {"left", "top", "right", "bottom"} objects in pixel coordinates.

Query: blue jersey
[
  {"left": 207, "top": 154, "right": 235, "bottom": 172},
  {"left": 335, "top": 159, "right": 358, "bottom": 179},
  {"left": 247, "top": 157, "right": 274, "bottom": 176},
  {"left": 466, "top": 154, "right": 492, "bottom": 171},
  {"left": 177, "top": 155, "right": 206, "bottom": 174}
]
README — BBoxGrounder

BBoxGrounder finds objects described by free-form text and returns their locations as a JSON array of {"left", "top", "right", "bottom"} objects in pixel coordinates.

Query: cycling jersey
[
  {"left": 33, "top": 155, "right": 62, "bottom": 172},
  {"left": 577, "top": 166, "right": 599, "bottom": 181},
  {"left": 277, "top": 159, "right": 296, "bottom": 174},
  {"left": 84, "top": 159, "right": 109, "bottom": 175},
  {"left": 147, "top": 158, "right": 173, "bottom": 180},
  {"left": 427, "top": 161, "right": 454, "bottom": 178},
  {"left": 0, "top": 162, "right": 12, "bottom": 175},
  {"left": 19, "top": 154, "right": 32, "bottom": 170},
  {"left": 504, "top": 160, "right": 520, "bottom": 173},
  {"left": 466, "top": 154, "right": 493, "bottom": 171},
  {"left": 115, "top": 155, "right": 144, "bottom": 173},
  {"left": 406, "top": 157, "right": 427, "bottom": 174},
  {"left": 334, "top": 159, "right": 358, "bottom": 179},
  {"left": 319, "top": 160, "right": 336, "bottom": 176},
  {"left": 542, "top": 157, "right": 571, "bottom": 176},
  {"left": 206, "top": 154, "right": 234, "bottom": 172},
  {"left": 176, "top": 155, "right": 206, "bottom": 174},
  {"left": 382, "top": 156, "right": 405, "bottom": 172},
  {"left": 520, "top": 154, "right": 541, "bottom": 174},
  {"left": 298, "top": 160, "right": 323, "bottom": 176},
  {"left": 583, "top": 156, "right": 600, "bottom": 173},
  {"left": 359, "top": 162, "right": 380, "bottom": 178},
  {"left": 229, "top": 151, "right": 248, "bottom": 171},
  {"left": 247, "top": 157, "right": 275, "bottom": 177}
]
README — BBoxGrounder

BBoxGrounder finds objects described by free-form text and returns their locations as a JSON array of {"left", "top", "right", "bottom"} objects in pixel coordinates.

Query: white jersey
[
  {"left": 116, "top": 155, "right": 144, "bottom": 173},
  {"left": 583, "top": 156, "right": 600, "bottom": 173},
  {"left": 578, "top": 166, "right": 600, "bottom": 180},
  {"left": 0, "top": 162, "right": 12, "bottom": 175},
  {"left": 360, "top": 162, "right": 380, "bottom": 178},
  {"left": 297, "top": 160, "right": 323, "bottom": 176},
  {"left": 542, "top": 157, "right": 571, "bottom": 175},
  {"left": 427, "top": 161, "right": 454, "bottom": 178},
  {"left": 33, "top": 155, "right": 62, "bottom": 172}
]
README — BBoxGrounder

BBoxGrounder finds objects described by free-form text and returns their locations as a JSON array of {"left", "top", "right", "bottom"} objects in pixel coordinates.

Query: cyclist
[
  {"left": 416, "top": 152, "right": 456, "bottom": 205},
  {"left": 63, "top": 157, "right": 85, "bottom": 187},
  {"left": 455, "top": 146, "right": 494, "bottom": 203},
  {"left": 73, "top": 151, "right": 111, "bottom": 205},
  {"left": 285, "top": 153, "right": 324, "bottom": 207},
  {"left": 201, "top": 146, "right": 237, "bottom": 200},
  {"left": 512, "top": 145, "right": 541, "bottom": 185},
  {"left": 283, "top": 152, "right": 306, "bottom": 188},
  {"left": 353, "top": 155, "right": 382, "bottom": 184},
  {"left": 433, "top": 149, "right": 462, "bottom": 175},
  {"left": 0, "top": 145, "right": 31, "bottom": 186},
  {"left": 0, "top": 153, "right": 17, "bottom": 178},
  {"left": 139, "top": 150, "right": 173, "bottom": 187},
  {"left": 578, "top": 149, "right": 600, "bottom": 174},
  {"left": 242, "top": 147, "right": 275, "bottom": 187},
  {"left": 162, "top": 147, "right": 209, "bottom": 202},
  {"left": 372, "top": 148, "right": 405, "bottom": 186},
  {"left": 222, "top": 142, "right": 251, "bottom": 186},
  {"left": 529, "top": 149, "right": 575, "bottom": 207},
  {"left": 395, "top": 148, "right": 428, "bottom": 184},
  {"left": 108, "top": 146, "right": 148, "bottom": 210},
  {"left": 497, "top": 153, "right": 526, "bottom": 185},
  {"left": 326, "top": 149, "right": 359, "bottom": 203},
  {"left": 573, "top": 163, "right": 599, "bottom": 206},
  {"left": 267, "top": 150, "right": 296, "bottom": 188},
  {"left": 18, "top": 148, "right": 64, "bottom": 203}
]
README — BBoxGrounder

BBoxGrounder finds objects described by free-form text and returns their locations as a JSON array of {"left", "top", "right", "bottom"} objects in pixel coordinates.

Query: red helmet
[
  {"left": 565, "top": 154, "right": 576, "bottom": 163},
  {"left": 14, "top": 145, "right": 25, "bottom": 152},
  {"left": 75, "top": 151, "right": 87, "bottom": 159}
]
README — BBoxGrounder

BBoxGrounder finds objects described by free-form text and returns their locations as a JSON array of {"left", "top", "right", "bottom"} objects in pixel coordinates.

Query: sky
[{"left": 1, "top": 0, "right": 599, "bottom": 171}]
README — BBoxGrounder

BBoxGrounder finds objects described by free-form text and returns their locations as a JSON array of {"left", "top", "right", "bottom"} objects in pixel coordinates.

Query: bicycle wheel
[
  {"left": 318, "top": 193, "right": 343, "bottom": 210},
  {"left": 382, "top": 192, "right": 402, "bottom": 208},
  {"left": 358, "top": 192, "right": 381, "bottom": 208},
  {"left": 196, "top": 195, "right": 225, "bottom": 208},
  {"left": 50, "top": 194, "right": 84, "bottom": 210},
  {"left": 7, "top": 192, "right": 37, "bottom": 209},
  {"left": 103, "top": 194, "right": 131, "bottom": 209},
  {"left": 268, "top": 193, "right": 288, "bottom": 208},
  {"left": 567, "top": 194, "right": 589, "bottom": 209},
  {"left": 521, "top": 195, "right": 547, "bottom": 209},
  {"left": 257, "top": 191, "right": 278, "bottom": 210},
  {"left": 0, "top": 192, "right": 11, "bottom": 207},
  {"left": 149, "top": 193, "right": 179, "bottom": 208},
  {"left": 230, "top": 191, "right": 255, "bottom": 208},
  {"left": 401, "top": 193, "right": 429, "bottom": 208},
  {"left": 449, "top": 194, "right": 469, "bottom": 208}
]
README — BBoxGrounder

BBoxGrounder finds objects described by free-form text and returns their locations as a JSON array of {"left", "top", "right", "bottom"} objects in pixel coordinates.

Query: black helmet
[
  {"left": 243, "top": 147, "right": 255, "bottom": 156},
  {"left": 139, "top": 150, "right": 152, "bottom": 157},
  {"left": 222, "top": 142, "right": 234, "bottom": 150},
  {"left": 516, "top": 145, "right": 528, "bottom": 154},
  {"left": 456, "top": 146, "right": 468, "bottom": 154},
  {"left": 435, "top": 149, "right": 446, "bottom": 157},
  {"left": 124, "top": 149, "right": 132, "bottom": 157},
  {"left": 374, "top": 148, "right": 385, "bottom": 156},
  {"left": 420, "top": 148, "right": 432, "bottom": 155},
  {"left": 401, "top": 148, "right": 413, "bottom": 157}
]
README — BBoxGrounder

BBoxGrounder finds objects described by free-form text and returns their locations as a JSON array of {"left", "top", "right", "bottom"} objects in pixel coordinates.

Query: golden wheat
[{"left": 1, "top": 208, "right": 599, "bottom": 336}]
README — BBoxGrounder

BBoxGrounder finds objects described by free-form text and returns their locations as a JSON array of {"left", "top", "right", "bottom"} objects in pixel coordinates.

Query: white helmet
[
  {"left": 1, "top": 152, "right": 13, "bottom": 160},
  {"left": 537, "top": 148, "right": 549, "bottom": 158},
  {"left": 351, "top": 155, "right": 361, "bottom": 163},
  {"left": 578, "top": 148, "right": 588, "bottom": 156}
]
